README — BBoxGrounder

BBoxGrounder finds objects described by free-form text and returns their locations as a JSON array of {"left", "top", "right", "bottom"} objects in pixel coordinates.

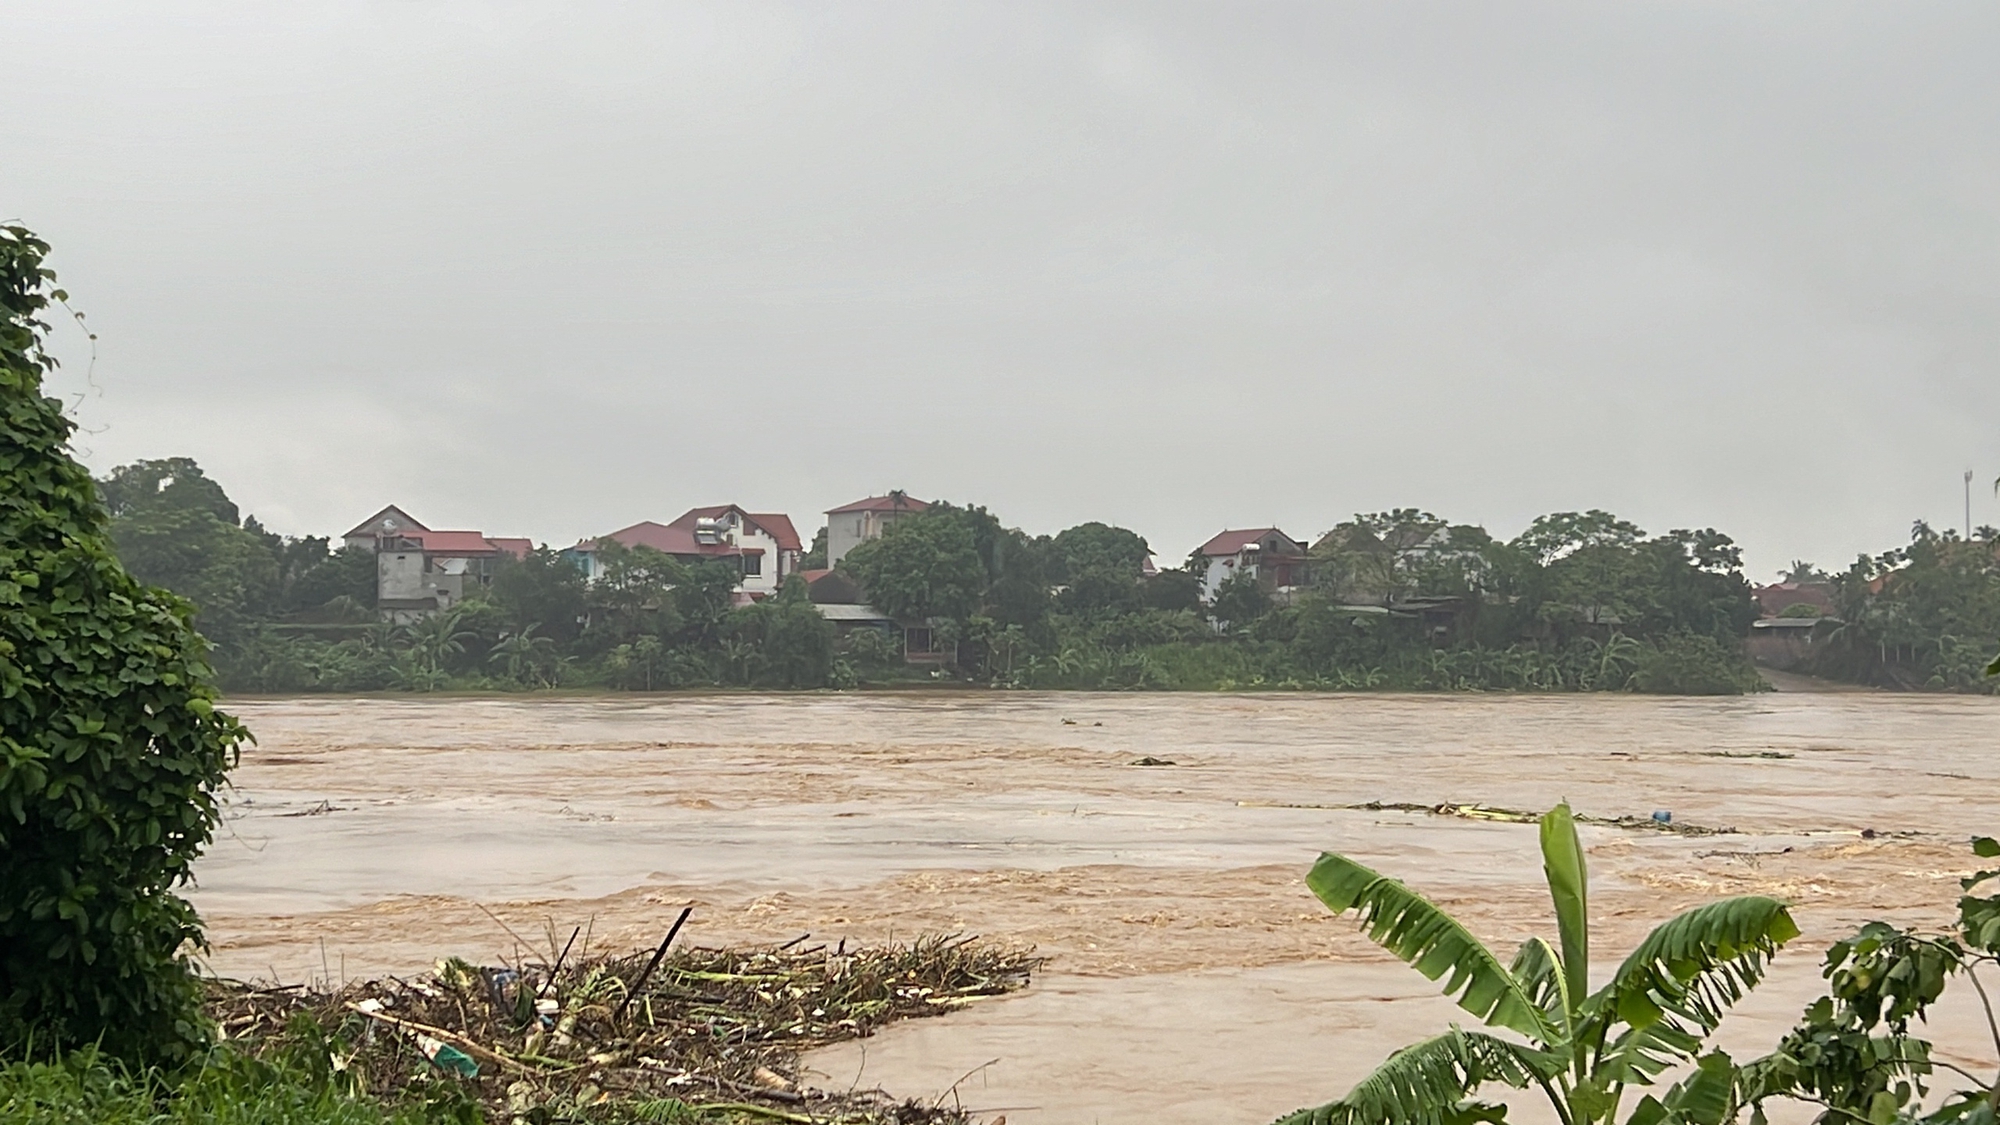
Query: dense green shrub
[
  {"left": 719, "top": 580, "right": 836, "bottom": 688},
  {"left": 0, "top": 225, "right": 247, "bottom": 1063},
  {"left": 1631, "top": 632, "right": 1766, "bottom": 694}
]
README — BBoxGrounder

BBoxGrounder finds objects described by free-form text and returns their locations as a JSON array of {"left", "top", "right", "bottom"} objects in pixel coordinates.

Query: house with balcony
[
  {"left": 571, "top": 505, "right": 802, "bottom": 598},
  {"left": 1193, "top": 527, "right": 1309, "bottom": 602}
]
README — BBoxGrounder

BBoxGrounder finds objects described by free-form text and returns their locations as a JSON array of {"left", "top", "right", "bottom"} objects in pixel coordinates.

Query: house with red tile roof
[
  {"left": 825, "top": 491, "right": 928, "bottom": 566},
  {"left": 1752, "top": 582, "right": 1836, "bottom": 618},
  {"left": 341, "top": 505, "right": 533, "bottom": 620},
  {"left": 1194, "top": 527, "right": 1309, "bottom": 602},
  {"left": 574, "top": 505, "right": 803, "bottom": 598}
]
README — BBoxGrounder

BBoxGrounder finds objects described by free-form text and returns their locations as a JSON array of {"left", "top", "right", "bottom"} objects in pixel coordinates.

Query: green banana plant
[{"left": 1276, "top": 803, "right": 1799, "bottom": 1125}]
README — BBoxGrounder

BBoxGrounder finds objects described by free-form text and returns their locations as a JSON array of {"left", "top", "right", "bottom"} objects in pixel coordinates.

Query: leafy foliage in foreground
[
  {"left": 1737, "top": 834, "right": 2000, "bottom": 1124},
  {"left": 0, "top": 225, "right": 248, "bottom": 1063},
  {"left": 1278, "top": 803, "right": 1798, "bottom": 1125}
]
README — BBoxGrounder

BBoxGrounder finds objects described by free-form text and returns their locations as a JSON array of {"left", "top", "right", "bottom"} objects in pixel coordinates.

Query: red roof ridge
[
  {"left": 826, "top": 494, "right": 929, "bottom": 515},
  {"left": 342, "top": 504, "right": 429, "bottom": 539},
  {"left": 1199, "top": 527, "right": 1290, "bottom": 556}
]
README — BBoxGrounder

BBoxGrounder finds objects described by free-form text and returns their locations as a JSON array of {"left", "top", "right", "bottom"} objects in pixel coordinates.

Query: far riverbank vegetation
[{"left": 96, "top": 457, "right": 2000, "bottom": 697}]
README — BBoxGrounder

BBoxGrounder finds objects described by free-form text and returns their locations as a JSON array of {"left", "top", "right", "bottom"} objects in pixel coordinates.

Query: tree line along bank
[{"left": 96, "top": 457, "right": 1998, "bottom": 695}]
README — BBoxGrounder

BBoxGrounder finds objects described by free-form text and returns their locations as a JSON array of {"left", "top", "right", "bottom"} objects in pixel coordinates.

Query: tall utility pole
[{"left": 1966, "top": 469, "right": 1975, "bottom": 539}]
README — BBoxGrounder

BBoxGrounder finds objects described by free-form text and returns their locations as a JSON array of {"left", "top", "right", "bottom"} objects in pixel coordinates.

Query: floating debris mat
[
  {"left": 1235, "top": 799, "right": 1741, "bottom": 836},
  {"left": 208, "top": 928, "right": 1039, "bottom": 1124}
]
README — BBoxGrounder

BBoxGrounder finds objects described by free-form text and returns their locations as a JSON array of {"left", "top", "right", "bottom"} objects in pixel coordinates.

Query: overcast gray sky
[{"left": 8, "top": 2, "right": 1998, "bottom": 575}]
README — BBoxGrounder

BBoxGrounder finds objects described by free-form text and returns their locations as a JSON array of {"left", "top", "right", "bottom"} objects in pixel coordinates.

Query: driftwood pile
[{"left": 208, "top": 923, "right": 1038, "bottom": 1124}]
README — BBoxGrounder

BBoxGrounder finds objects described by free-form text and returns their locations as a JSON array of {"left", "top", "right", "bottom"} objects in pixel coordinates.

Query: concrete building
[
  {"left": 1193, "top": 527, "right": 1309, "bottom": 602},
  {"left": 824, "top": 492, "right": 928, "bottom": 567},
  {"left": 340, "top": 507, "right": 530, "bottom": 621},
  {"left": 572, "top": 505, "right": 802, "bottom": 599},
  {"left": 341, "top": 505, "right": 427, "bottom": 552}
]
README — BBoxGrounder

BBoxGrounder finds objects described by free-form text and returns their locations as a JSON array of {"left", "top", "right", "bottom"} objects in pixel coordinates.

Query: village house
[
  {"left": 1752, "top": 581, "right": 1837, "bottom": 619},
  {"left": 1747, "top": 616, "right": 1841, "bottom": 670},
  {"left": 571, "top": 505, "right": 802, "bottom": 599},
  {"left": 1193, "top": 527, "right": 1309, "bottom": 602},
  {"left": 792, "top": 566, "right": 954, "bottom": 665},
  {"left": 1746, "top": 580, "right": 1841, "bottom": 671},
  {"left": 825, "top": 491, "right": 928, "bottom": 566},
  {"left": 341, "top": 505, "right": 532, "bottom": 622}
]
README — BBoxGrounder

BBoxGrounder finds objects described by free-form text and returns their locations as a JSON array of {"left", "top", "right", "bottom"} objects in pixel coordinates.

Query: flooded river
[{"left": 196, "top": 691, "right": 2000, "bottom": 1123}]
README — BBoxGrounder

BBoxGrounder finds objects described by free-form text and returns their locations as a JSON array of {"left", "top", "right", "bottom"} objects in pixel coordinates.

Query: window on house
[
  {"left": 905, "top": 627, "right": 933, "bottom": 654},
  {"left": 742, "top": 553, "right": 762, "bottom": 576}
]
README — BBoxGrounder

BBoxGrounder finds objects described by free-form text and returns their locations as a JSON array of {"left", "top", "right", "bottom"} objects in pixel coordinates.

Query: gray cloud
[{"left": 9, "top": 1, "right": 1999, "bottom": 574}]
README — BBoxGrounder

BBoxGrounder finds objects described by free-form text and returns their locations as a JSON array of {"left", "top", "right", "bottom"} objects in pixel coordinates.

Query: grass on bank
[{"left": 0, "top": 1043, "right": 470, "bottom": 1125}]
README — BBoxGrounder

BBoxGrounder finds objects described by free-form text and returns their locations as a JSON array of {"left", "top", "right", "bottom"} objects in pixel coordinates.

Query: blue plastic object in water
[{"left": 1651, "top": 810, "right": 1672, "bottom": 824}]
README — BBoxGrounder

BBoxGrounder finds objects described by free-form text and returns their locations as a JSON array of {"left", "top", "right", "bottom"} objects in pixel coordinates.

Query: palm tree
[{"left": 1276, "top": 803, "right": 1798, "bottom": 1125}]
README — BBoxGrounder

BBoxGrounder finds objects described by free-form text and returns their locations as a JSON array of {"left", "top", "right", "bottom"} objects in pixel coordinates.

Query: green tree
[
  {"left": 578, "top": 541, "right": 685, "bottom": 652},
  {"left": 1280, "top": 802, "right": 1798, "bottom": 1125},
  {"left": 669, "top": 558, "right": 742, "bottom": 646},
  {"left": 283, "top": 544, "right": 377, "bottom": 616},
  {"left": 0, "top": 224, "right": 249, "bottom": 1063},
  {"left": 491, "top": 546, "right": 587, "bottom": 647},
  {"left": 1142, "top": 567, "right": 1205, "bottom": 613},
  {"left": 604, "top": 634, "right": 670, "bottom": 691},
  {"left": 100, "top": 458, "right": 280, "bottom": 648},
  {"left": 1049, "top": 521, "right": 1151, "bottom": 581},
  {"left": 1827, "top": 527, "right": 2000, "bottom": 689},
  {"left": 721, "top": 578, "right": 835, "bottom": 688},
  {"left": 1211, "top": 571, "right": 1272, "bottom": 630},
  {"left": 800, "top": 526, "right": 828, "bottom": 570},
  {"left": 98, "top": 457, "right": 238, "bottom": 525},
  {"left": 1048, "top": 521, "right": 1150, "bottom": 618},
  {"left": 839, "top": 513, "right": 985, "bottom": 623}
]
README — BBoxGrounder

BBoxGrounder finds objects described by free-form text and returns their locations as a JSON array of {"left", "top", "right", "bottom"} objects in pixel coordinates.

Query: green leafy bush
[
  {"left": 1737, "top": 834, "right": 2000, "bottom": 1123},
  {"left": 0, "top": 225, "right": 247, "bottom": 1063},
  {"left": 0, "top": 1042, "right": 465, "bottom": 1125},
  {"left": 1630, "top": 633, "right": 1766, "bottom": 695},
  {"left": 720, "top": 579, "right": 835, "bottom": 688}
]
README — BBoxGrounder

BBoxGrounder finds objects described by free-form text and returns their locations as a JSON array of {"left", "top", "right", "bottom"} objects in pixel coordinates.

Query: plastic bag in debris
[{"left": 416, "top": 1034, "right": 480, "bottom": 1077}]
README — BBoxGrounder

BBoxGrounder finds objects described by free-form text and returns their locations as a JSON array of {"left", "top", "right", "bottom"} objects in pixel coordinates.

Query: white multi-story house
[
  {"left": 1193, "top": 527, "right": 1309, "bottom": 602},
  {"left": 571, "top": 505, "right": 802, "bottom": 599}
]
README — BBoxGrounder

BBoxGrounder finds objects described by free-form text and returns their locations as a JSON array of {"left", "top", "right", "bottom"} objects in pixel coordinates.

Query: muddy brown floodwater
[{"left": 197, "top": 691, "right": 2000, "bottom": 1124}]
